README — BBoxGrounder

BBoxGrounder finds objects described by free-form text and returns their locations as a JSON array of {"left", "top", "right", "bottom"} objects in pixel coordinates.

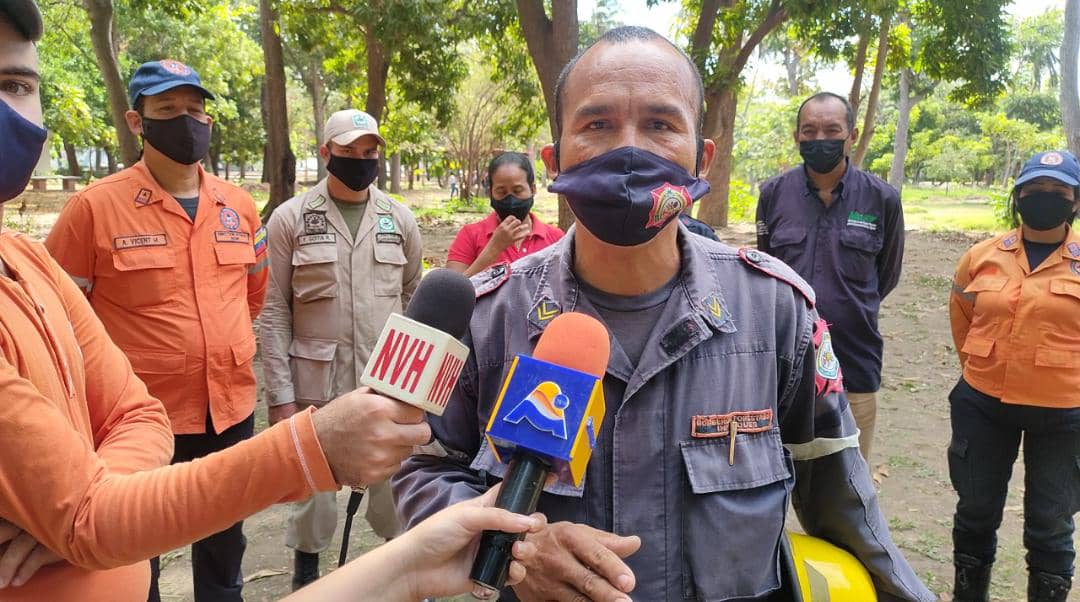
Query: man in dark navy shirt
[{"left": 755, "top": 92, "right": 904, "bottom": 463}]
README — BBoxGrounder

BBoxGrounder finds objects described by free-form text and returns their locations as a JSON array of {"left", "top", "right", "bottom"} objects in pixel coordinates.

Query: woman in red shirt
[{"left": 446, "top": 152, "right": 564, "bottom": 276}]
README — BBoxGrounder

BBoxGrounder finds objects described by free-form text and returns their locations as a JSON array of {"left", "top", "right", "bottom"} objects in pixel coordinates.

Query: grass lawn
[
  {"left": 62, "top": 177, "right": 1006, "bottom": 236},
  {"left": 899, "top": 184, "right": 1004, "bottom": 233}
]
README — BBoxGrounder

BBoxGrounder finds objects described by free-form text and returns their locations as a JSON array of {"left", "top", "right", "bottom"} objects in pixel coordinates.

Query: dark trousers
[
  {"left": 147, "top": 412, "right": 255, "bottom": 602},
  {"left": 948, "top": 378, "right": 1080, "bottom": 576}
]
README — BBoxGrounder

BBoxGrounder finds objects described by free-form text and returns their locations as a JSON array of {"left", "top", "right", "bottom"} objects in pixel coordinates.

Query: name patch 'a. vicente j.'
[{"left": 114, "top": 234, "right": 167, "bottom": 250}]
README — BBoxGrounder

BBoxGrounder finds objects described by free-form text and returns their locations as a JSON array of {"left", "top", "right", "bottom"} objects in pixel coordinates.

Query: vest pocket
[
  {"left": 288, "top": 337, "right": 338, "bottom": 402},
  {"left": 373, "top": 241, "right": 406, "bottom": 297},
  {"left": 292, "top": 245, "right": 339, "bottom": 302}
]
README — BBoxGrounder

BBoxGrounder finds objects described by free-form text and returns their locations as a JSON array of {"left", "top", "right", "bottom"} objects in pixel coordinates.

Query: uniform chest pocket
[
  {"left": 679, "top": 432, "right": 792, "bottom": 601},
  {"left": 214, "top": 243, "right": 255, "bottom": 301},
  {"left": 373, "top": 241, "right": 407, "bottom": 297},
  {"left": 767, "top": 226, "right": 807, "bottom": 263},
  {"left": 963, "top": 275, "right": 1009, "bottom": 311},
  {"left": 1049, "top": 278, "right": 1080, "bottom": 303},
  {"left": 109, "top": 247, "right": 179, "bottom": 308},
  {"left": 292, "top": 244, "right": 339, "bottom": 302},
  {"left": 839, "top": 229, "right": 882, "bottom": 283}
]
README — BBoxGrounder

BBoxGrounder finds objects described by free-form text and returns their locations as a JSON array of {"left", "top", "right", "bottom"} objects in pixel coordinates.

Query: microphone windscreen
[
  {"left": 532, "top": 312, "right": 609, "bottom": 377},
  {"left": 404, "top": 268, "right": 477, "bottom": 339}
]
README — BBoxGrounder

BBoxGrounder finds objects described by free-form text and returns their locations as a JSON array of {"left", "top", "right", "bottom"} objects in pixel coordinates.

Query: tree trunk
[
  {"left": 64, "top": 142, "right": 82, "bottom": 177},
  {"left": 697, "top": 87, "right": 738, "bottom": 227},
  {"left": 208, "top": 147, "right": 221, "bottom": 176},
  {"left": 303, "top": 56, "right": 329, "bottom": 181},
  {"left": 848, "top": 14, "right": 873, "bottom": 116},
  {"left": 225, "top": 162, "right": 230, "bottom": 180},
  {"left": 889, "top": 68, "right": 915, "bottom": 191},
  {"left": 390, "top": 152, "right": 402, "bottom": 194},
  {"left": 105, "top": 148, "right": 117, "bottom": 173},
  {"left": 365, "top": 30, "right": 389, "bottom": 192},
  {"left": 783, "top": 42, "right": 799, "bottom": 96},
  {"left": 83, "top": 0, "right": 140, "bottom": 167},
  {"left": 94, "top": 148, "right": 102, "bottom": 174},
  {"left": 240, "top": 161, "right": 247, "bottom": 180},
  {"left": 1062, "top": 0, "right": 1080, "bottom": 157},
  {"left": 408, "top": 165, "right": 415, "bottom": 190},
  {"left": 516, "top": 0, "right": 579, "bottom": 230},
  {"left": 258, "top": 0, "right": 295, "bottom": 218},
  {"left": 852, "top": 12, "right": 892, "bottom": 168}
]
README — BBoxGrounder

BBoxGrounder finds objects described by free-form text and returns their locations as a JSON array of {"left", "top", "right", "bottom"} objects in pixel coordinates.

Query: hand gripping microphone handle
[
  {"left": 469, "top": 312, "right": 610, "bottom": 593},
  {"left": 338, "top": 269, "right": 476, "bottom": 568},
  {"left": 470, "top": 453, "right": 550, "bottom": 590}
]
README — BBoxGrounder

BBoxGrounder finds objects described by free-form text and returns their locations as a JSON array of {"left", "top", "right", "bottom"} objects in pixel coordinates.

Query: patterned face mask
[{"left": 549, "top": 146, "right": 710, "bottom": 246}]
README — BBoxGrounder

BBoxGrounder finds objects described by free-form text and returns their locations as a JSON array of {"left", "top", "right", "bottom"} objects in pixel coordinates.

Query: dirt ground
[{"left": 10, "top": 185, "right": 1078, "bottom": 601}]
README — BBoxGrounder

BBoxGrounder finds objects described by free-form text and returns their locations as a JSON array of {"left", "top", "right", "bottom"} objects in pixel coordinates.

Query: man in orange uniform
[
  {"left": 0, "top": 4, "right": 431, "bottom": 602},
  {"left": 45, "top": 59, "right": 268, "bottom": 601}
]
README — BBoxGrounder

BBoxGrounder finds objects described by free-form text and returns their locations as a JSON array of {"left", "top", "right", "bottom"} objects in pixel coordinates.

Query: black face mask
[
  {"left": 327, "top": 155, "right": 379, "bottom": 191},
  {"left": 1017, "top": 191, "right": 1076, "bottom": 231},
  {"left": 800, "top": 139, "right": 847, "bottom": 174},
  {"left": 491, "top": 194, "right": 533, "bottom": 221},
  {"left": 142, "top": 115, "right": 211, "bottom": 165}
]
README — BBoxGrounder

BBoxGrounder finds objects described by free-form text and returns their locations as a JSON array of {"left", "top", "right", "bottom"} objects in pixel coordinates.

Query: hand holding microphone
[
  {"left": 334, "top": 268, "right": 477, "bottom": 565},
  {"left": 469, "top": 313, "right": 639, "bottom": 600},
  {"left": 309, "top": 389, "right": 430, "bottom": 487}
]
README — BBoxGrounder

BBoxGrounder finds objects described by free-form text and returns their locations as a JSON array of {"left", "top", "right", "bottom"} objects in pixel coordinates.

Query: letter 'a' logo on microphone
[{"left": 503, "top": 382, "right": 570, "bottom": 439}]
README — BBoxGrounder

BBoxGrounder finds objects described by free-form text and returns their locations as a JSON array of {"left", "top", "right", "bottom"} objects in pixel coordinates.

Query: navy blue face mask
[
  {"left": 0, "top": 100, "right": 48, "bottom": 203},
  {"left": 549, "top": 146, "right": 710, "bottom": 246}
]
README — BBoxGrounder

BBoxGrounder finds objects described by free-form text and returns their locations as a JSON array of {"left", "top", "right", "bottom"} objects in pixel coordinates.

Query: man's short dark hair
[
  {"left": 796, "top": 92, "right": 856, "bottom": 133},
  {"left": 0, "top": 0, "right": 43, "bottom": 42},
  {"left": 553, "top": 26, "right": 705, "bottom": 140}
]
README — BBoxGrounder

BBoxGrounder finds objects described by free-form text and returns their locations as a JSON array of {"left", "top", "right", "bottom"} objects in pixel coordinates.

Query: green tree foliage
[{"left": 38, "top": 2, "right": 114, "bottom": 174}]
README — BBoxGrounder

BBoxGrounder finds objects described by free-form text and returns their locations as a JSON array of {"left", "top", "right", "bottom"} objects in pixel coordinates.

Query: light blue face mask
[{"left": 0, "top": 99, "right": 47, "bottom": 203}]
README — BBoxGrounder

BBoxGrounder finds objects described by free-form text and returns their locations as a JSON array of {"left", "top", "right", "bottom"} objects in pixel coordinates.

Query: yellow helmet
[{"left": 784, "top": 531, "right": 877, "bottom": 601}]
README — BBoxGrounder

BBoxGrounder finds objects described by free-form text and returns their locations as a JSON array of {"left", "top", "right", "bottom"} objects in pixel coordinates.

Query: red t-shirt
[{"left": 447, "top": 211, "right": 564, "bottom": 269}]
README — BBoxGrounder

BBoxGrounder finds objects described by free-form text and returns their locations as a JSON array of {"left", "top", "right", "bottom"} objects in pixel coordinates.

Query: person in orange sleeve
[
  {"left": 43, "top": 59, "right": 268, "bottom": 601},
  {"left": 947, "top": 150, "right": 1080, "bottom": 602}
]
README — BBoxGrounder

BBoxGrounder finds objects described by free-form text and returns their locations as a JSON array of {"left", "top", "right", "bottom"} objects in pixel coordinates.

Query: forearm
[
  {"left": 259, "top": 281, "right": 297, "bottom": 406},
  {"left": 792, "top": 449, "right": 933, "bottom": 601},
  {"left": 392, "top": 453, "right": 486, "bottom": 529},
  {"left": 464, "top": 245, "right": 505, "bottom": 277},
  {"left": 285, "top": 538, "right": 415, "bottom": 601},
  {"left": 7, "top": 409, "right": 335, "bottom": 571}
]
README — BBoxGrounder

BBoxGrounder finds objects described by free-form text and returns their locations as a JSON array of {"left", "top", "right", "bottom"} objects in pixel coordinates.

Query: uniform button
[{"left": 746, "top": 250, "right": 762, "bottom": 263}]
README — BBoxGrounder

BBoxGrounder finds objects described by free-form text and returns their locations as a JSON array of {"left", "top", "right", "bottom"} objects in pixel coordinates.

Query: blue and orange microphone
[{"left": 470, "top": 312, "right": 610, "bottom": 593}]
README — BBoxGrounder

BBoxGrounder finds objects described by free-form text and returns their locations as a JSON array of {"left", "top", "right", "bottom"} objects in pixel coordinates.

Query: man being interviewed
[
  {"left": 394, "top": 26, "right": 931, "bottom": 602},
  {"left": 258, "top": 108, "right": 422, "bottom": 589},
  {"left": 44, "top": 60, "right": 267, "bottom": 601}
]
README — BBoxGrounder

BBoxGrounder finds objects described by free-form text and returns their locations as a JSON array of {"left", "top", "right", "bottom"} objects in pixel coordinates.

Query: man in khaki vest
[{"left": 258, "top": 109, "right": 422, "bottom": 589}]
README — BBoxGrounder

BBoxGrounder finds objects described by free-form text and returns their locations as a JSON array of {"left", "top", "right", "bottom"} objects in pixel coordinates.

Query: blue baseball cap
[
  {"left": 127, "top": 60, "right": 215, "bottom": 107},
  {"left": 1014, "top": 151, "right": 1080, "bottom": 189}
]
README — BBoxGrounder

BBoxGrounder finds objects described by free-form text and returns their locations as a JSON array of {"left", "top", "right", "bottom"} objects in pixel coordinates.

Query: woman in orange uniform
[{"left": 948, "top": 150, "right": 1080, "bottom": 602}]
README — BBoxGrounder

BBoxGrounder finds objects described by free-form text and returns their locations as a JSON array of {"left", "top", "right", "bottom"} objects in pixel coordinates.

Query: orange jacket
[
  {"left": 949, "top": 227, "right": 1080, "bottom": 408},
  {"left": 45, "top": 162, "right": 269, "bottom": 434},
  {"left": 0, "top": 232, "right": 335, "bottom": 601}
]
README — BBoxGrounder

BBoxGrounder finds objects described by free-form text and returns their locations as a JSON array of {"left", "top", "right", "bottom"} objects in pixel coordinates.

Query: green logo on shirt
[{"left": 847, "top": 211, "right": 878, "bottom": 231}]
